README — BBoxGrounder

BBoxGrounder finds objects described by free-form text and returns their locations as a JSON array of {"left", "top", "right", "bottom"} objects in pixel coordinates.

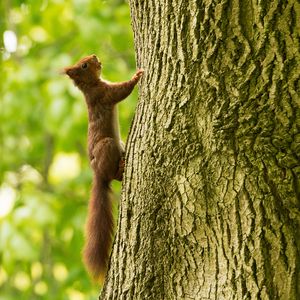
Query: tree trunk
[{"left": 100, "top": 0, "right": 300, "bottom": 299}]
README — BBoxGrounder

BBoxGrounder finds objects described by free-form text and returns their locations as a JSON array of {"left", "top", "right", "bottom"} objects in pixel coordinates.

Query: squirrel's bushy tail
[{"left": 83, "top": 173, "right": 113, "bottom": 281}]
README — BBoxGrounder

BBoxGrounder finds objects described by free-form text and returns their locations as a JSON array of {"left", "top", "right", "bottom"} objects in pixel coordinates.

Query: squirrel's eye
[{"left": 81, "top": 63, "right": 88, "bottom": 69}]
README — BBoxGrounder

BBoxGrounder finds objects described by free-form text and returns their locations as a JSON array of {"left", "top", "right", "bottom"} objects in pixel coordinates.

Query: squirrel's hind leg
[
  {"left": 114, "top": 158, "right": 125, "bottom": 181},
  {"left": 92, "top": 138, "right": 121, "bottom": 182}
]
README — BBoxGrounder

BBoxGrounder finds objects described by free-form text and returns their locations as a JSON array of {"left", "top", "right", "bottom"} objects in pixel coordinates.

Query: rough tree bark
[{"left": 100, "top": 0, "right": 300, "bottom": 299}]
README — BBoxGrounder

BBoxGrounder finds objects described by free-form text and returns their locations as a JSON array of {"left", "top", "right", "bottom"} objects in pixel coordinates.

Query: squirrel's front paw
[{"left": 133, "top": 69, "right": 144, "bottom": 81}]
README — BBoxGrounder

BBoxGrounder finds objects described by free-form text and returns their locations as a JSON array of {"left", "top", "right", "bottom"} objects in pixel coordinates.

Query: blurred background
[{"left": 0, "top": 0, "right": 137, "bottom": 299}]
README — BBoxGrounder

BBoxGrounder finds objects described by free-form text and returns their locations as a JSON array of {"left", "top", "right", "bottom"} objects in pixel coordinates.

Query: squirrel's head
[{"left": 63, "top": 54, "right": 102, "bottom": 87}]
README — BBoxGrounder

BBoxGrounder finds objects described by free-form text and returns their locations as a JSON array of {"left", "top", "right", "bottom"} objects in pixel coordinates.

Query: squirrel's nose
[
  {"left": 62, "top": 67, "right": 74, "bottom": 76},
  {"left": 92, "top": 54, "right": 98, "bottom": 61}
]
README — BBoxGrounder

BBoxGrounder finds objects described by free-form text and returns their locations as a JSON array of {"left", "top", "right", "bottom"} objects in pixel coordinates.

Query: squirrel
[{"left": 63, "top": 54, "right": 143, "bottom": 281}]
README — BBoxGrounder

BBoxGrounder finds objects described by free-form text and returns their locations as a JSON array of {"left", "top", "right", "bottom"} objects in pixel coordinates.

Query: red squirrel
[{"left": 63, "top": 54, "right": 143, "bottom": 280}]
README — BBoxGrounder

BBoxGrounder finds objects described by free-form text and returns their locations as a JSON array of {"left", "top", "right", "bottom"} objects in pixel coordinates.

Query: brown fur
[{"left": 63, "top": 54, "right": 143, "bottom": 280}]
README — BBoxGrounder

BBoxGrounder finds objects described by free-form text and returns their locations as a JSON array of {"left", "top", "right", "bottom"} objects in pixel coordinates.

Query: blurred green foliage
[{"left": 0, "top": 0, "right": 137, "bottom": 299}]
